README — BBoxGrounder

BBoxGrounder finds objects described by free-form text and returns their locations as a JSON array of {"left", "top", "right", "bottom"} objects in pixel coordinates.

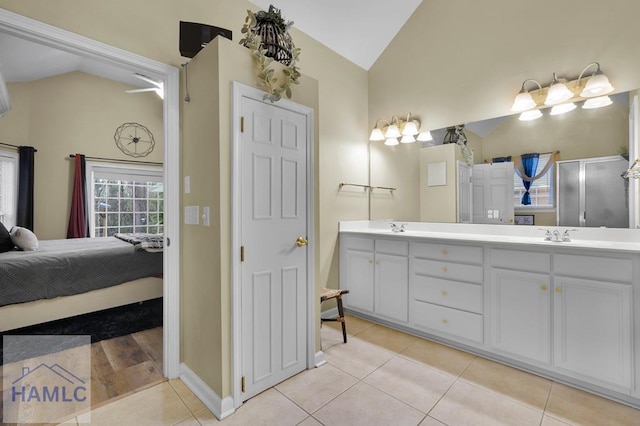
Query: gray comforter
[{"left": 0, "top": 237, "right": 163, "bottom": 307}]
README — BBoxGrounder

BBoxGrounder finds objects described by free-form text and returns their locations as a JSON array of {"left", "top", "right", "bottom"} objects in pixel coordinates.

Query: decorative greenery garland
[{"left": 240, "top": 9, "right": 301, "bottom": 103}]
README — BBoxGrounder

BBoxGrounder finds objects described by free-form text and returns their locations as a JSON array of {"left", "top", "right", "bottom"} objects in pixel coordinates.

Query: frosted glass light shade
[
  {"left": 511, "top": 91, "right": 537, "bottom": 112},
  {"left": 550, "top": 102, "right": 576, "bottom": 115},
  {"left": 519, "top": 110, "right": 543, "bottom": 121},
  {"left": 400, "top": 135, "right": 416, "bottom": 143},
  {"left": 384, "top": 138, "right": 399, "bottom": 146},
  {"left": 545, "top": 82, "right": 573, "bottom": 105},
  {"left": 580, "top": 73, "right": 614, "bottom": 97},
  {"left": 582, "top": 95, "right": 612, "bottom": 109},
  {"left": 417, "top": 130, "right": 433, "bottom": 141},
  {"left": 402, "top": 120, "right": 419, "bottom": 135},
  {"left": 369, "top": 128, "right": 385, "bottom": 141},
  {"left": 385, "top": 124, "right": 401, "bottom": 139}
]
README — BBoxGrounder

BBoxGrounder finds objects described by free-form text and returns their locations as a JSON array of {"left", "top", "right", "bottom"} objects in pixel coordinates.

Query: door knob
[{"left": 295, "top": 236, "right": 308, "bottom": 247}]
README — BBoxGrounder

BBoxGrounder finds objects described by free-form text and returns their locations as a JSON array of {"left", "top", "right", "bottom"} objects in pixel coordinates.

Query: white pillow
[{"left": 10, "top": 226, "right": 39, "bottom": 251}]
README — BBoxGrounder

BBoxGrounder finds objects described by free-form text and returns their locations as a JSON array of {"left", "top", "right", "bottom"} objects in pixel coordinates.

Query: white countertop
[{"left": 339, "top": 221, "right": 640, "bottom": 253}]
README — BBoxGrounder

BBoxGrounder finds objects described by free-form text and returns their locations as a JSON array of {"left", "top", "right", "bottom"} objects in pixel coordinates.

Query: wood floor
[{"left": 1, "top": 326, "right": 164, "bottom": 425}]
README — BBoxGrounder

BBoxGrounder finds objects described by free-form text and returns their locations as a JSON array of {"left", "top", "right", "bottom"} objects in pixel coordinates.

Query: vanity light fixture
[
  {"left": 368, "top": 119, "right": 389, "bottom": 141},
  {"left": 550, "top": 102, "right": 577, "bottom": 116},
  {"left": 370, "top": 113, "right": 427, "bottom": 146},
  {"left": 582, "top": 95, "right": 612, "bottom": 109},
  {"left": 417, "top": 130, "right": 434, "bottom": 141},
  {"left": 544, "top": 73, "right": 573, "bottom": 106},
  {"left": 511, "top": 62, "right": 615, "bottom": 115},
  {"left": 511, "top": 79, "right": 542, "bottom": 112},
  {"left": 518, "top": 109, "right": 543, "bottom": 121},
  {"left": 577, "top": 62, "right": 614, "bottom": 98},
  {"left": 385, "top": 116, "right": 402, "bottom": 138}
]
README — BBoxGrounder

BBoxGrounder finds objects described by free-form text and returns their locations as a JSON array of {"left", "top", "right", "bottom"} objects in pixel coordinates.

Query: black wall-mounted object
[{"left": 179, "top": 21, "right": 232, "bottom": 58}]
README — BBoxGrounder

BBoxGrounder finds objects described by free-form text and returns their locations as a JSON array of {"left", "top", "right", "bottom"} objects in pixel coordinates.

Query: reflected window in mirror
[{"left": 513, "top": 153, "right": 554, "bottom": 209}]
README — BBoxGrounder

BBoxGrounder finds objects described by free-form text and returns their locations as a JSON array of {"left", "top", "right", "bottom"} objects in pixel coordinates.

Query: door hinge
[
  {"left": 241, "top": 245, "right": 245, "bottom": 262},
  {"left": 241, "top": 376, "right": 245, "bottom": 393},
  {"left": 241, "top": 116, "right": 245, "bottom": 133}
]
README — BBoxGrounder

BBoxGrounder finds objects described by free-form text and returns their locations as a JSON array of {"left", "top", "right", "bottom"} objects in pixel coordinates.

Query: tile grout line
[{"left": 539, "top": 381, "right": 555, "bottom": 426}]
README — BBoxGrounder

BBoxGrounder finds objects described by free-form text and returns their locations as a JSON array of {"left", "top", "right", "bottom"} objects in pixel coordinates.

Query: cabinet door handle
[
  {"left": 441, "top": 291, "right": 448, "bottom": 297},
  {"left": 442, "top": 319, "right": 448, "bottom": 324},
  {"left": 555, "top": 287, "right": 562, "bottom": 294},
  {"left": 368, "top": 259, "right": 373, "bottom": 264},
  {"left": 375, "top": 260, "right": 379, "bottom": 265},
  {"left": 442, "top": 249, "right": 448, "bottom": 256},
  {"left": 441, "top": 266, "right": 448, "bottom": 273},
  {"left": 541, "top": 285, "right": 548, "bottom": 291}
]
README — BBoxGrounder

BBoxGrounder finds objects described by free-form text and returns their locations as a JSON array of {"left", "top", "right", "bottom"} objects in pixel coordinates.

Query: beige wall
[
  {"left": 481, "top": 101, "right": 629, "bottom": 162},
  {"left": 368, "top": 0, "right": 640, "bottom": 221},
  {"left": 0, "top": 2, "right": 369, "bottom": 393},
  {"left": 419, "top": 144, "right": 463, "bottom": 222},
  {"left": 0, "top": 72, "right": 163, "bottom": 239},
  {"left": 181, "top": 37, "right": 319, "bottom": 398}
]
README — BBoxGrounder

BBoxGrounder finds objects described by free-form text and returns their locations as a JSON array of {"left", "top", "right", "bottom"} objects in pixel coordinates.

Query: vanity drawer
[
  {"left": 411, "top": 300, "right": 483, "bottom": 343},
  {"left": 412, "top": 275, "right": 483, "bottom": 314},
  {"left": 376, "top": 239, "right": 409, "bottom": 256},
  {"left": 413, "top": 258, "right": 483, "bottom": 284},
  {"left": 342, "top": 235, "right": 374, "bottom": 252},
  {"left": 554, "top": 253, "right": 633, "bottom": 283},
  {"left": 412, "top": 242, "right": 483, "bottom": 265},
  {"left": 491, "top": 248, "right": 550, "bottom": 273}
]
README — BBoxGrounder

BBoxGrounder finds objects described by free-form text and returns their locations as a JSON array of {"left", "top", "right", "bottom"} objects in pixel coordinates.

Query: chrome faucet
[
  {"left": 552, "top": 230, "right": 561, "bottom": 242},
  {"left": 562, "top": 229, "right": 577, "bottom": 242},
  {"left": 541, "top": 229, "right": 552, "bottom": 241},
  {"left": 390, "top": 223, "right": 407, "bottom": 233}
]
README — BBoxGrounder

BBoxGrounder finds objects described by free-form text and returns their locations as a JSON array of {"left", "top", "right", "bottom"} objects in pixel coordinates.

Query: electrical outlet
[{"left": 184, "top": 205, "right": 199, "bottom": 225}]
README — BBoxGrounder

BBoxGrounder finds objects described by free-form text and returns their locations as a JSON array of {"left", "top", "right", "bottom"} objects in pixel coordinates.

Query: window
[
  {"left": 0, "top": 150, "right": 18, "bottom": 229},
  {"left": 87, "top": 162, "right": 163, "bottom": 237},
  {"left": 513, "top": 153, "right": 554, "bottom": 209}
]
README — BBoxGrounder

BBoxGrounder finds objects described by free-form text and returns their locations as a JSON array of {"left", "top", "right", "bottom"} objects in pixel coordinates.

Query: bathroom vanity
[{"left": 339, "top": 220, "right": 640, "bottom": 408}]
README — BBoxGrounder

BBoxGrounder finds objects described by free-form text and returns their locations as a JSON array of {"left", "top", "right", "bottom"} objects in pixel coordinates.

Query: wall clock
[{"left": 114, "top": 122, "right": 155, "bottom": 158}]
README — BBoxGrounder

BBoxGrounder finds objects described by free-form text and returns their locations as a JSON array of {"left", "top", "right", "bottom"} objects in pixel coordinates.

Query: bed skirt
[{"left": 0, "top": 276, "right": 163, "bottom": 332}]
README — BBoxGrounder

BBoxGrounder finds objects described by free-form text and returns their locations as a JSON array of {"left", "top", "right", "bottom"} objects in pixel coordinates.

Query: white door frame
[
  {"left": 231, "top": 82, "right": 315, "bottom": 408},
  {"left": 0, "top": 9, "right": 181, "bottom": 378}
]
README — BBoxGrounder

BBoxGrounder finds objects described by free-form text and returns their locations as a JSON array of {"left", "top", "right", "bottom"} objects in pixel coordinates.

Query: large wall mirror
[{"left": 374, "top": 90, "right": 638, "bottom": 229}]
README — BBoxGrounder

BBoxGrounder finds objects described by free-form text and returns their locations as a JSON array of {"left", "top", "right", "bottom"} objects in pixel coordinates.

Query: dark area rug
[{"left": 1, "top": 297, "right": 162, "bottom": 365}]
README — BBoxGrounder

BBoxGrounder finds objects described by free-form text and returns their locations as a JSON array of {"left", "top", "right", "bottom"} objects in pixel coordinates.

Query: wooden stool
[{"left": 320, "top": 287, "right": 350, "bottom": 343}]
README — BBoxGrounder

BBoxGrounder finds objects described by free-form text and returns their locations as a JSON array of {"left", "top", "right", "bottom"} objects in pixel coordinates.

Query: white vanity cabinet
[
  {"left": 340, "top": 235, "right": 409, "bottom": 323},
  {"left": 410, "top": 241, "right": 484, "bottom": 343},
  {"left": 341, "top": 236, "right": 375, "bottom": 313},
  {"left": 489, "top": 248, "right": 551, "bottom": 364},
  {"left": 552, "top": 253, "right": 633, "bottom": 391}
]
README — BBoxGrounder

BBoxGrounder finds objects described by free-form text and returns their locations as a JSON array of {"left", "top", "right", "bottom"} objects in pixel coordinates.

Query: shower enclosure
[{"left": 557, "top": 156, "right": 629, "bottom": 228}]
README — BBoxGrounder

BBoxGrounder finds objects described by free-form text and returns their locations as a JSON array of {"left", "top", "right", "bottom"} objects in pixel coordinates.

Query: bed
[{"left": 0, "top": 236, "right": 163, "bottom": 332}]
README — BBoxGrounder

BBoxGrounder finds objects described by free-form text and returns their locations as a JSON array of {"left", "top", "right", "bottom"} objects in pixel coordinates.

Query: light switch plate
[
  {"left": 202, "top": 207, "right": 210, "bottom": 227},
  {"left": 185, "top": 205, "right": 199, "bottom": 225},
  {"left": 184, "top": 176, "right": 191, "bottom": 194}
]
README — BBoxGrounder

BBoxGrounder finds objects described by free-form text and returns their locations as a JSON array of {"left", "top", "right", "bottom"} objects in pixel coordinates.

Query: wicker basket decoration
[
  {"left": 252, "top": 6, "right": 295, "bottom": 66},
  {"left": 240, "top": 5, "right": 301, "bottom": 102}
]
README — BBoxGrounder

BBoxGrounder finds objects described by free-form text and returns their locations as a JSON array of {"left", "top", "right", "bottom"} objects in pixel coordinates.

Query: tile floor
[{"left": 58, "top": 315, "right": 640, "bottom": 425}]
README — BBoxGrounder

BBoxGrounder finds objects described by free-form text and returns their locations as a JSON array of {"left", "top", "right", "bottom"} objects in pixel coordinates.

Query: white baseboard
[
  {"left": 179, "top": 363, "right": 235, "bottom": 420},
  {"left": 315, "top": 351, "right": 326, "bottom": 367},
  {"left": 320, "top": 307, "right": 338, "bottom": 320}
]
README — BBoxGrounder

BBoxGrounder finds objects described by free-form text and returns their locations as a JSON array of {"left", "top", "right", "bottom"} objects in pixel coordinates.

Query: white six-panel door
[{"left": 240, "top": 96, "right": 309, "bottom": 401}]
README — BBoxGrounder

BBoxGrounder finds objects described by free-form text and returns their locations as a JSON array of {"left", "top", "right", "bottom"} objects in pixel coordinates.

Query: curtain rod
[
  {"left": 0, "top": 142, "right": 38, "bottom": 152},
  {"left": 68, "top": 154, "right": 162, "bottom": 166}
]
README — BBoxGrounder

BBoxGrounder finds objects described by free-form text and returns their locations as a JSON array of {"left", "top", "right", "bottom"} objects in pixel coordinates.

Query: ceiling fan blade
[{"left": 126, "top": 88, "right": 157, "bottom": 93}]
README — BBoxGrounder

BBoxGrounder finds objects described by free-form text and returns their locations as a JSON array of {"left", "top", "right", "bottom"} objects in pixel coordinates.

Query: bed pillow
[
  {"left": 0, "top": 222, "right": 14, "bottom": 252},
  {"left": 10, "top": 226, "right": 39, "bottom": 251}
]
